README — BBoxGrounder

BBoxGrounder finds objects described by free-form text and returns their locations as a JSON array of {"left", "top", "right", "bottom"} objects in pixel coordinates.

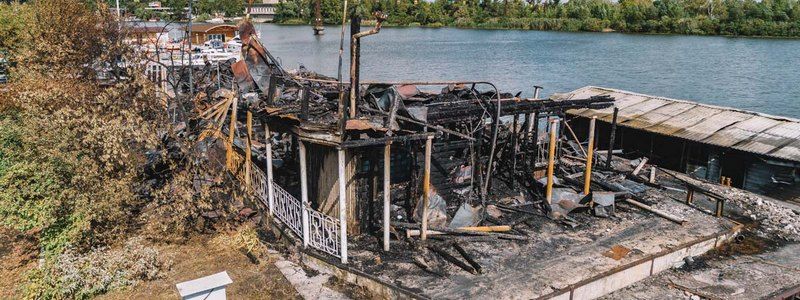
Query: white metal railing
[
  {"left": 271, "top": 181, "right": 304, "bottom": 237},
  {"left": 227, "top": 146, "right": 344, "bottom": 261},
  {"left": 307, "top": 208, "right": 341, "bottom": 257},
  {"left": 250, "top": 165, "right": 269, "bottom": 204}
]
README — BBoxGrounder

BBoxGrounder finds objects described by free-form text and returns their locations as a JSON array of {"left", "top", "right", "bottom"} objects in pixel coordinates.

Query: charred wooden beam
[
  {"left": 452, "top": 242, "right": 483, "bottom": 274},
  {"left": 340, "top": 133, "right": 435, "bottom": 148},
  {"left": 428, "top": 245, "right": 476, "bottom": 274}
]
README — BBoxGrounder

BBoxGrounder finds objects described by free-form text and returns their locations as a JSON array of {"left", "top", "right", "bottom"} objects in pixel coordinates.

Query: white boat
[{"left": 206, "top": 17, "right": 225, "bottom": 24}]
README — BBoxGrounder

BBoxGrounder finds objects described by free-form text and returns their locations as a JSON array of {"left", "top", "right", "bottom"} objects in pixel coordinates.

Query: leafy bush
[{"left": 24, "top": 238, "right": 169, "bottom": 300}]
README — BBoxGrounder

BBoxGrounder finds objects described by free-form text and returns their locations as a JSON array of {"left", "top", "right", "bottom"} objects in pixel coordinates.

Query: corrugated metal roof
[{"left": 557, "top": 86, "right": 800, "bottom": 163}]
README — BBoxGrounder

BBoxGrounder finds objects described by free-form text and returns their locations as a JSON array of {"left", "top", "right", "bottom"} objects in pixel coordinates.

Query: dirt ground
[
  {"left": 97, "top": 232, "right": 300, "bottom": 300},
  {"left": 0, "top": 226, "right": 300, "bottom": 299}
]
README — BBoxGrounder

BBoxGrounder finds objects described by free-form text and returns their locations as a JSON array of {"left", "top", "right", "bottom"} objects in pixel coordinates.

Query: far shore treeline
[
  {"left": 116, "top": 0, "right": 800, "bottom": 37},
  {"left": 274, "top": 0, "right": 800, "bottom": 37}
]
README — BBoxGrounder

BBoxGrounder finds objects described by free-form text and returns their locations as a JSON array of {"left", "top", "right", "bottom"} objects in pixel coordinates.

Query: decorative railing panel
[
  {"left": 227, "top": 149, "right": 342, "bottom": 259},
  {"left": 307, "top": 209, "right": 341, "bottom": 257},
  {"left": 250, "top": 163, "right": 269, "bottom": 204},
  {"left": 272, "top": 182, "right": 303, "bottom": 237}
]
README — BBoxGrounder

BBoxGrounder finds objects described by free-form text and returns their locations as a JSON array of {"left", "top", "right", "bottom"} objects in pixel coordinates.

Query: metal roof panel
[
  {"left": 623, "top": 102, "right": 695, "bottom": 128},
  {"left": 646, "top": 106, "right": 722, "bottom": 135},
  {"left": 704, "top": 116, "right": 781, "bottom": 147},
  {"left": 673, "top": 110, "right": 751, "bottom": 141}
]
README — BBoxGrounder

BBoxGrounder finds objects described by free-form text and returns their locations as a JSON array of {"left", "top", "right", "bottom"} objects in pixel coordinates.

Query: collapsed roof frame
[{"left": 218, "top": 19, "right": 614, "bottom": 262}]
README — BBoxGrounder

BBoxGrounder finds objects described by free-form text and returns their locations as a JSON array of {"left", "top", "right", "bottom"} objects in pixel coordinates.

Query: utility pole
[{"left": 187, "top": 0, "right": 194, "bottom": 96}]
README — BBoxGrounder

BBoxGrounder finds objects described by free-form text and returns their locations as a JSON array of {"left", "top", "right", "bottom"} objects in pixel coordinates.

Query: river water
[{"left": 166, "top": 23, "right": 800, "bottom": 118}]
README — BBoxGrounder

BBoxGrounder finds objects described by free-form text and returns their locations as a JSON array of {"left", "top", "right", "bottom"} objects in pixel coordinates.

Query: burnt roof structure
[{"left": 557, "top": 86, "right": 800, "bottom": 163}]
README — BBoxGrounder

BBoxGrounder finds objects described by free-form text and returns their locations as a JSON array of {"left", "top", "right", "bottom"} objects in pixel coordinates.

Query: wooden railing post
[{"left": 337, "top": 148, "right": 348, "bottom": 263}]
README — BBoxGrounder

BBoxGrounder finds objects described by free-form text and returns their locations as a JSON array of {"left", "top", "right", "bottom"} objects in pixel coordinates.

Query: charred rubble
[{"left": 168, "top": 18, "right": 800, "bottom": 299}]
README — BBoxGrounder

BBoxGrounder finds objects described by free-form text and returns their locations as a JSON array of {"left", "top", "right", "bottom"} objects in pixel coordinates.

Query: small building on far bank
[
  {"left": 186, "top": 24, "right": 238, "bottom": 44},
  {"left": 127, "top": 26, "right": 169, "bottom": 45},
  {"left": 558, "top": 86, "right": 800, "bottom": 205},
  {"left": 248, "top": 0, "right": 280, "bottom": 22}
]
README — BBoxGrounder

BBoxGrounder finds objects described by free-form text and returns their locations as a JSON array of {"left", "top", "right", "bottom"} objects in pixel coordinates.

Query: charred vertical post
[
  {"left": 226, "top": 98, "right": 238, "bottom": 170},
  {"left": 511, "top": 114, "right": 519, "bottom": 189},
  {"left": 266, "top": 77, "right": 277, "bottom": 105},
  {"left": 337, "top": 148, "right": 348, "bottom": 263},
  {"left": 300, "top": 85, "right": 310, "bottom": 121},
  {"left": 300, "top": 141, "right": 310, "bottom": 248},
  {"left": 265, "top": 123, "right": 275, "bottom": 215},
  {"left": 421, "top": 135, "right": 433, "bottom": 241},
  {"left": 583, "top": 116, "right": 596, "bottom": 196},
  {"left": 383, "top": 142, "right": 392, "bottom": 251},
  {"left": 531, "top": 112, "right": 540, "bottom": 171},
  {"left": 245, "top": 111, "right": 253, "bottom": 187},
  {"left": 546, "top": 119, "right": 559, "bottom": 205},
  {"left": 606, "top": 107, "right": 619, "bottom": 169}
]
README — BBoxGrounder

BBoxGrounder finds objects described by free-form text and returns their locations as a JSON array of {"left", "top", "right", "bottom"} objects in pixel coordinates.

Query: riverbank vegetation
[
  {"left": 275, "top": 0, "right": 800, "bottom": 37},
  {"left": 0, "top": 0, "right": 262, "bottom": 298}
]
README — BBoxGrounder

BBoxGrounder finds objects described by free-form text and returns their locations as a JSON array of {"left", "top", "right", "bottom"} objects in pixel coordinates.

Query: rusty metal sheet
[
  {"left": 231, "top": 60, "right": 254, "bottom": 93},
  {"left": 602, "top": 97, "right": 670, "bottom": 124},
  {"left": 704, "top": 116, "right": 781, "bottom": 147},
  {"left": 623, "top": 102, "right": 695, "bottom": 129},
  {"left": 673, "top": 110, "right": 751, "bottom": 141},
  {"left": 646, "top": 106, "right": 722, "bottom": 136},
  {"left": 345, "top": 119, "right": 385, "bottom": 131},
  {"left": 570, "top": 90, "right": 651, "bottom": 120},
  {"left": 769, "top": 139, "right": 800, "bottom": 161},
  {"left": 732, "top": 121, "right": 800, "bottom": 158}
]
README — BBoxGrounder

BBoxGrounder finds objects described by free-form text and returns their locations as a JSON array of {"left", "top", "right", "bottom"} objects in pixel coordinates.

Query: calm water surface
[{"left": 168, "top": 23, "right": 800, "bottom": 117}]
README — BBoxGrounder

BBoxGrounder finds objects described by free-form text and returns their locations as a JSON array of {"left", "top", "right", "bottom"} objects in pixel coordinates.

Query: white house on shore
[{"left": 248, "top": 0, "right": 280, "bottom": 22}]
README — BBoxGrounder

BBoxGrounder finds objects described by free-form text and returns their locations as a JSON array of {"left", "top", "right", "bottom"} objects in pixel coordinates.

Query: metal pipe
[
  {"left": 583, "top": 116, "right": 596, "bottom": 196},
  {"left": 349, "top": 12, "right": 386, "bottom": 119},
  {"left": 533, "top": 85, "right": 542, "bottom": 99},
  {"left": 546, "top": 119, "right": 559, "bottom": 205},
  {"left": 335, "top": 0, "right": 349, "bottom": 134},
  {"left": 383, "top": 141, "right": 391, "bottom": 251}
]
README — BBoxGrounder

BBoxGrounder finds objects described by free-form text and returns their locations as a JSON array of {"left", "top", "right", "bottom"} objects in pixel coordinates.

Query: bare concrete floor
[
  {"left": 601, "top": 240, "right": 800, "bottom": 299},
  {"left": 346, "top": 196, "right": 738, "bottom": 299}
]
